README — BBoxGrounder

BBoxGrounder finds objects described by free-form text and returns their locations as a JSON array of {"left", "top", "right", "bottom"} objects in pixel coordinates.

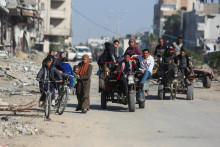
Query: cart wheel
[
  {"left": 187, "top": 85, "right": 194, "bottom": 100},
  {"left": 203, "top": 76, "right": 211, "bottom": 88},
  {"left": 158, "top": 84, "right": 164, "bottom": 100},
  {"left": 101, "top": 91, "right": 107, "bottom": 109},
  {"left": 128, "top": 93, "right": 135, "bottom": 112}
]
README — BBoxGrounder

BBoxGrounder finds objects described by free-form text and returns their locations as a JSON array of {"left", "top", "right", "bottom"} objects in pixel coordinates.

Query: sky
[{"left": 71, "top": 0, "right": 157, "bottom": 45}]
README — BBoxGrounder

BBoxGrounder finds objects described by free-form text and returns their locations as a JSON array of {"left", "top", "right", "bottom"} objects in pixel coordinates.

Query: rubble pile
[
  {"left": 0, "top": 52, "right": 45, "bottom": 95},
  {"left": 0, "top": 118, "right": 44, "bottom": 138}
]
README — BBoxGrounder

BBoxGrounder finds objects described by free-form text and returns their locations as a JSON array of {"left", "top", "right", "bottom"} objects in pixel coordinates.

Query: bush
[
  {"left": 206, "top": 51, "right": 220, "bottom": 73},
  {"left": 185, "top": 48, "right": 203, "bottom": 67}
]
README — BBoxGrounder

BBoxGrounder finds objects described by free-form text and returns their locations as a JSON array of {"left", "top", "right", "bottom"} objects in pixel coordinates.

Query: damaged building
[{"left": 0, "top": 0, "right": 43, "bottom": 54}]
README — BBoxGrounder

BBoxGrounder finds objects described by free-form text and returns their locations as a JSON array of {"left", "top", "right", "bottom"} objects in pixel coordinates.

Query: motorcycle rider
[{"left": 133, "top": 49, "right": 154, "bottom": 102}]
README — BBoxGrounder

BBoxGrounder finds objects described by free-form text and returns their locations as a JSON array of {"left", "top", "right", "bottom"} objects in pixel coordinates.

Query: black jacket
[
  {"left": 102, "top": 42, "right": 118, "bottom": 62},
  {"left": 37, "top": 65, "right": 62, "bottom": 81},
  {"left": 177, "top": 54, "right": 190, "bottom": 68},
  {"left": 154, "top": 44, "right": 168, "bottom": 57}
]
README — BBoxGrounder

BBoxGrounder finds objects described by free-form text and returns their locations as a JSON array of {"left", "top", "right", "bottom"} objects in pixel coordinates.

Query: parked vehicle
[
  {"left": 74, "top": 46, "right": 93, "bottom": 62},
  {"left": 66, "top": 47, "right": 76, "bottom": 61}
]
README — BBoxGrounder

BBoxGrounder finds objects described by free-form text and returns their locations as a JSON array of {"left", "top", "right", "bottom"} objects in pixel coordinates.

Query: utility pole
[{"left": 180, "top": 7, "right": 187, "bottom": 37}]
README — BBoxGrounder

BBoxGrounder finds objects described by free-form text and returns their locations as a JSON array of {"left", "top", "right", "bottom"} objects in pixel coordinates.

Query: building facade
[
  {"left": 184, "top": 0, "right": 220, "bottom": 54},
  {"left": 41, "top": 0, "right": 72, "bottom": 53},
  {"left": 154, "top": 0, "right": 196, "bottom": 35}
]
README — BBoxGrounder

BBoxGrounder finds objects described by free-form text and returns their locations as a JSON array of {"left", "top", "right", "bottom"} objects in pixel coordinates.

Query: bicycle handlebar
[{"left": 38, "top": 80, "right": 61, "bottom": 83}]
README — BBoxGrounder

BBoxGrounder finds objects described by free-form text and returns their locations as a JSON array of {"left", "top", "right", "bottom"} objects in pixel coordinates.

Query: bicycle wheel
[
  {"left": 45, "top": 92, "right": 51, "bottom": 119},
  {"left": 57, "top": 87, "right": 69, "bottom": 115}
]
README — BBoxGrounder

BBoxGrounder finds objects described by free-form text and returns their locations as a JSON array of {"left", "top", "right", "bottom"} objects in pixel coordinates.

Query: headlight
[{"left": 128, "top": 75, "right": 135, "bottom": 84}]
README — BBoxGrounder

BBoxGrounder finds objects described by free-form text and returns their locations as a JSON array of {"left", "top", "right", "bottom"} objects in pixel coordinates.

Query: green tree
[
  {"left": 145, "top": 33, "right": 158, "bottom": 54},
  {"left": 163, "top": 12, "right": 181, "bottom": 43},
  {"left": 206, "top": 51, "right": 220, "bottom": 74}
]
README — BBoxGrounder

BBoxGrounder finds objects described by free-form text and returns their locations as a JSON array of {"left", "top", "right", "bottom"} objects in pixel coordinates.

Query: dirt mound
[{"left": 14, "top": 51, "right": 28, "bottom": 58}]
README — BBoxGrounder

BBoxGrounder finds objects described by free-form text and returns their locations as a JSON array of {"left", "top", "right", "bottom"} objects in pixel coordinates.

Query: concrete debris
[
  {"left": 0, "top": 53, "right": 43, "bottom": 93},
  {"left": 0, "top": 120, "right": 44, "bottom": 138},
  {"left": 10, "top": 91, "right": 33, "bottom": 96}
]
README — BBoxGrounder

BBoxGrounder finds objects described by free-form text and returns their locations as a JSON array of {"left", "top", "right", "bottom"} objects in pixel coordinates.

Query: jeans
[{"left": 138, "top": 70, "right": 152, "bottom": 98}]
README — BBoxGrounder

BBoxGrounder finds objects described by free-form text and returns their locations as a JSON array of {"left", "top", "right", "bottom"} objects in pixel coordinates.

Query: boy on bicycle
[{"left": 37, "top": 57, "right": 63, "bottom": 107}]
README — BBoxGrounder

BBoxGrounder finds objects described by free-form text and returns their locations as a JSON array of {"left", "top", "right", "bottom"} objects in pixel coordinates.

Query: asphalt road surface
[{"left": 1, "top": 63, "right": 220, "bottom": 147}]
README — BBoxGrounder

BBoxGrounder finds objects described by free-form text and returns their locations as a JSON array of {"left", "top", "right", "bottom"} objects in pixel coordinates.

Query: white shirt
[{"left": 133, "top": 55, "right": 154, "bottom": 74}]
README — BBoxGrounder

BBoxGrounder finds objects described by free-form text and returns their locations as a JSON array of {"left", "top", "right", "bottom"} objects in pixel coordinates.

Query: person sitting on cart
[
  {"left": 37, "top": 57, "right": 63, "bottom": 107},
  {"left": 59, "top": 57, "right": 76, "bottom": 88},
  {"left": 114, "top": 52, "right": 138, "bottom": 90},
  {"left": 176, "top": 49, "right": 191, "bottom": 84},
  {"left": 98, "top": 40, "right": 120, "bottom": 69},
  {"left": 154, "top": 38, "right": 168, "bottom": 58},
  {"left": 162, "top": 45, "right": 177, "bottom": 72},
  {"left": 133, "top": 49, "right": 154, "bottom": 101}
]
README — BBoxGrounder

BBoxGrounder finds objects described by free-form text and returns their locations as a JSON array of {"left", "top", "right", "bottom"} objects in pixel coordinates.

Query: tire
[
  {"left": 128, "top": 93, "right": 135, "bottom": 112},
  {"left": 203, "top": 76, "right": 211, "bottom": 88},
  {"left": 187, "top": 85, "right": 194, "bottom": 100},
  {"left": 57, "top": 88, "right": 69, "bottom": 115},
  {"left": 101, "top": 91, "right": 107, "bottom": 109},
  {"left": 158, "top": 84, "right": 164, "bottom": 100},
  {"left": 139, "top": 91, "right": 145, "bottom": 109},
  {"left": 45, "top": 92, "right": 51, "bottom": 119}
]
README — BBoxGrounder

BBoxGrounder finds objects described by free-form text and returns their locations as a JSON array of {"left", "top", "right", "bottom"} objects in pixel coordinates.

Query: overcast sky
[{"left": 71, "top": 0, "right": 157, "bottom": 45}]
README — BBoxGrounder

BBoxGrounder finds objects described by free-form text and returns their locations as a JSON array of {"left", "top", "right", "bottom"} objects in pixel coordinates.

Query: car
[
  {"left": 75, "top": 46, "right": 93, "bottom": 62},
  {"left": 0, "top": 45, "right": 8, "bottom": 57},
  {"left": 66, "top": 47, "right": 76, "bottom": 61}
]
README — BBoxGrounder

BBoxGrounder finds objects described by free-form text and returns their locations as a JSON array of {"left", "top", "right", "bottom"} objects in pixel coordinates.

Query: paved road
[
  {"left": 2, "top": 63, "right": 220, "bottom": 147},
  {"left": 60, "top": 63, "right": 220, "bottom": 147}
]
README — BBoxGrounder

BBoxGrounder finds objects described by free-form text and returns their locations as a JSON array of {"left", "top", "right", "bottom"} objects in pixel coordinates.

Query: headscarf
[
  {"left": 78, "top": 54, "right": 90, "bottom": 76},
  {"left": 125, "top": 38, "right": 142, "bottom": 55}
]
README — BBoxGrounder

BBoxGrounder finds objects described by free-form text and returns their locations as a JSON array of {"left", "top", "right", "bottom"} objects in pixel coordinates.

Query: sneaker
[
  {"left": 82, "top": 109, "right": 88, "bottom": 113},
  {"left": 138, "top": 97, "right": 145, "bottom": 102},
  {"left": 52, "top": 100, "right": 55, "bottom": 107}
]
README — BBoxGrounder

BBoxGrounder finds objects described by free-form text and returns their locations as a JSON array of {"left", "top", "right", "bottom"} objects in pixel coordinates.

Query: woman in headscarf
[
  {"left": 76, "top": 54, "right": 93, "bottom": 113},
  {"left": 125, "top": 38, "right": 142, "bottom": 56}
]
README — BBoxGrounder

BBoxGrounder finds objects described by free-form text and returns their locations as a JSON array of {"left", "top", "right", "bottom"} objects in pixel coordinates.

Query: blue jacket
[{"left": 60, "top": 62, "right": 74, "bottom": 76}]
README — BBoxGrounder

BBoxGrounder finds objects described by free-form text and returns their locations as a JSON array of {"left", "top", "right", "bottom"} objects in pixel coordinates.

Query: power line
[{"left": 72, "top": 7, "right": 114, "bottom": 34}]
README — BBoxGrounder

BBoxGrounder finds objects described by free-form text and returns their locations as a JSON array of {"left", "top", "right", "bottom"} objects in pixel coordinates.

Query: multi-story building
[
  {"left": 41, "top": 0, "right": 72, "bottom": 53},
  {"left": 154, "top": 0, "right": 196, "bottom": 35},
  {"left": 184, "top": 0, "right": 220, "bottom": 54}
]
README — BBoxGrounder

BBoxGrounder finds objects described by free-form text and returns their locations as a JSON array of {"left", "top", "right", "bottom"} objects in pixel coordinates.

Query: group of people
[
  {"left": 154, "top": 37, "right": 191, "bottom": 81},
  {"left": 36, "top": 36, "right": 191, "bottom": 114},
  {"left": 36, "top": 50, "right": 93, "bottom": 114},
  {"left": 99, "top": 39, "right": 154, "bottom": 102}
]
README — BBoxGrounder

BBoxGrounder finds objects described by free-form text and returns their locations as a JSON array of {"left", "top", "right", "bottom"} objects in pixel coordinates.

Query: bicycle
[
  {"left": 39, "top": 79, "right": 61, "bottom": 119},
  {"left": 55, "top": 73, "right": 77, "bottom": 115}
]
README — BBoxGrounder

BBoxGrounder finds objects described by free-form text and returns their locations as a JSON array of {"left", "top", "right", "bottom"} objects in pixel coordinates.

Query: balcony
[
  {"left": 48, "top": 28, "right": 71, "bottom": 36},
  {"left": 50, "top": 9, "right": 65, "bottom": 19}
]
